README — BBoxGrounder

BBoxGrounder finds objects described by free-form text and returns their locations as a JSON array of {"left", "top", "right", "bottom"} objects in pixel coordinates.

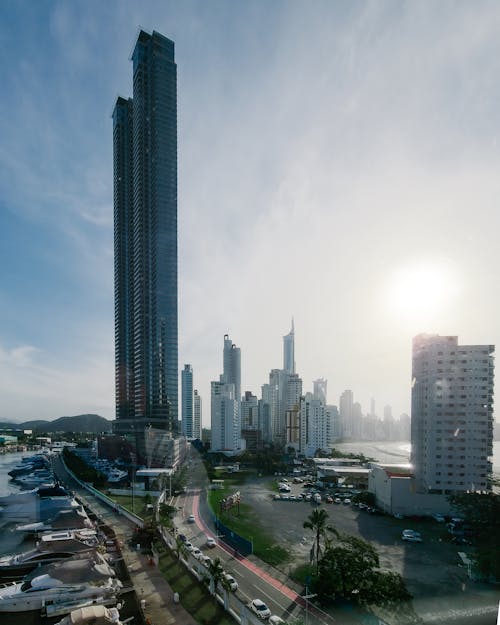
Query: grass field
[
  {"left": 156, "top": 543, "right": 234, "bottom": 625},
  {"left": 107, "top": 494, "right": 155, "bottom": 520},
  {"left": 208, "top": 479, "right": 289, "bottom": 567}
]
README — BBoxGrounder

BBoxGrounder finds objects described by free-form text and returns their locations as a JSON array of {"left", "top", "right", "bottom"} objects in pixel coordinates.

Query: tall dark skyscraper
[{"left": 113, "top": 30, "right": 178, "bottom": 458}]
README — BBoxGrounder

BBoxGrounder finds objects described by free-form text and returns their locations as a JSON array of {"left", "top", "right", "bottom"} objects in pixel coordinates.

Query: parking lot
[{"left": 242, "top": 476, "right": 500, "bottom": 623}]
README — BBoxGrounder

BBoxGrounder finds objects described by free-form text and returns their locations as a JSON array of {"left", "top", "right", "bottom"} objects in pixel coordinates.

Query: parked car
[
  {"left": 223, "top": 572, "right": 238, "bottom": 591},
  {"left": 191, "top": 547, "right": 202, "bottom": 559},
  {"left": 343, "top": 498, "right": 351, "bottom": 505},
  {"left": 249, "top": 599, "right": 271, "bottom": 619},
  {"left": 206, "top": 536, "right": 216, "bottom": 548},
  {"left": 269, "top": 616, "right": 287, "bottom": 625},
  {"left": 187, "top": 514, "right": 195, "bottom": 523},
  {"left": 199, "top": 554, "right": 211, "bottom": 567},
  {"left": 402, "top": 529, "right": 422, "bottom": 542}
]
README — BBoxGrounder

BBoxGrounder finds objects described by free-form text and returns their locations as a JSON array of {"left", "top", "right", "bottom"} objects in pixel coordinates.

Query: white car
[
  {"left": 187, "top": 514, "right": 195, "bottom": 523},
  {"left": 199, "top": 555, "right": 211, "bottom": 567},
  {"left": 343, "top": 498, "right": 351, "bottom": 505},
  {"left": 206, "top": 536, "right": 216, "bottom": 548},
  {"left": 223, "top": 572, "right": 238, "bottom": 591},
  {"left": 269, "top": 616, "right": 287, "bottom": 625},
  {"left": 402, "top": 530, "right": 422, "bottom": 542},
  {"left": 191, "top": 547, "right": 202, "bottom": 559},
  {"left": 184, "top": 541, "right": 194, "bottom": 551},
  {"left": 250, "top": 599, "right": 271, "bottom": 619}
]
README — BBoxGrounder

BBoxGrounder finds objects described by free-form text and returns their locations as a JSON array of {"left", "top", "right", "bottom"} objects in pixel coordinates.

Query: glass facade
[{"left": 113, "top": 31, "right": 178, "bottom": 460}]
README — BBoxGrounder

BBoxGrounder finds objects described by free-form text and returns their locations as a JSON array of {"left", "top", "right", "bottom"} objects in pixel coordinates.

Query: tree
[
  {"left": 303, "top": 509, "right": 330, "bottom": 574},
  {"left": 207, "top": 557, "right": 225, "bottom": 598},
  {"left": 314, "top": 534, "right": 411, "bottom": 608},
  {"left": 449, "top": 492, "right": 500, "bottom": 580}
]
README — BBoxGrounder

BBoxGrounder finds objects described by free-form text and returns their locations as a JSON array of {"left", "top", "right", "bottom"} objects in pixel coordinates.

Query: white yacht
[
  {"left": 1, "top": 496, "right": 79, "bottom": 525},
  {"left": 52, "top": 603, "right": 123, "bottom": 624},
  {"left": 0, "top": 555, "right": 122, "bottom": 613},
  {"left": 0, "top": 533, "right": 99, "bottom": 579},
  {"left": 16, "top": 507, "right": 92, "bottom": 533},
  {"left": 106, "top": 469, "right": 128, "bottom": 484}
]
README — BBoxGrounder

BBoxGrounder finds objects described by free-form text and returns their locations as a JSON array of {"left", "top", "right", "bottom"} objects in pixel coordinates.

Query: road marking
[{"left": 252, "top": 584, "right": 288, "bottom": 611}]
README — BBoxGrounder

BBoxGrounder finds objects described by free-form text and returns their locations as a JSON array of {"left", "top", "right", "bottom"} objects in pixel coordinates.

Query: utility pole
[{"left": 301, "top": 586, "right": 317, "bottom": 625}]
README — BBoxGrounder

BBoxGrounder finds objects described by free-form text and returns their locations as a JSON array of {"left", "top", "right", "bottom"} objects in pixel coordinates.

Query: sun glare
[{"left": 387, "top": 262, "right": 458, "bottom": 319}]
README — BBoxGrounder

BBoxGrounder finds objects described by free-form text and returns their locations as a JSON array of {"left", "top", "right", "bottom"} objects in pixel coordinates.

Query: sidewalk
[
  {"left": 121, "top": 543, "right": 197, "bottom": 625},
  {"left": 54, "top": 456, "right": 197, "bottom": 625}
]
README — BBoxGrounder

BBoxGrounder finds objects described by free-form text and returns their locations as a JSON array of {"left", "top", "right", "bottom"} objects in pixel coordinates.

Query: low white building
[{"left": 369, "top": 463, "right": 451, "bottom": 516}]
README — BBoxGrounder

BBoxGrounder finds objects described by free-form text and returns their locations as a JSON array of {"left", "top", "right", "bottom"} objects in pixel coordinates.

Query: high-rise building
[
  {"left": 113, "top": 30, "right": 178, "bottom": 459},
  {"left": 181, "top": 365, "right": 193, "bottom": 438},
  {"left": 300, "top": 393, "right": 330, "bottom": 457},
  {"left": 210, "top": 381, "right": 242, "bottom": 454},
  {"left": 210, "top": 335, "right": 244, "bottom": 454},
  {"left": 193, "top": 390, "right": 202, "bottom": 440},
  {"left": 241, "top": 391, "right": 259, "bottom": 430},
  {"left": 283, "top": 319, "right": 295, "bottom": 374},
  {"left": 339, "top": 389, "right": 354, "bottom": 438},
  {"left": 222, "top": 334, "right": 241, "bottom": 409},
  {"left": 411, "top": 334, "right": 494, "bottom": 493},
  {"left": 313, "top": 378, "right": 327, "bottom": 405}
]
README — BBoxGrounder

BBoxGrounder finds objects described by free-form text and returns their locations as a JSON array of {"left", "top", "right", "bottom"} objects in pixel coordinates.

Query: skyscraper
[
  {"left": 113, "top": 30, "right": 178, "bottom": 458},
  {"left": 283, "top": 319, "right": 295, "bottom": 374},
  {"left": 211, "top": 335, "right": 243, "bottom": 454},
  {"left": 222, "top": 334, "right": 241, "bottom": 405},
  {"left": 181, "top": 364, "right": 193, "bottom": 438},
  {"left": 193, "top": 390, "right": 202, "bottom": 440},
  {"left": 411, "top": 334, "right": 494, "bottom": 493}
]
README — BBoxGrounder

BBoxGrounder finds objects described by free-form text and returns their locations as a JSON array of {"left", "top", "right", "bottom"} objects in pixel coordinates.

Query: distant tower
[
  {"left": 339, "top": 390, "right": 354, "bottom": 438},
  {"left": 210, "top": 335, "right": 243, "bottom": 454},
  {"left": 411, "top": 334, "right": 494, "bottom": 493},
  {"left": 283, "top": 318, "right": 295, "bottom": 374},
  {"left": 223, "top": 334, "right": 241, "bottom": 407},
  {"left": 313, "top": 378, "right": 328, "bottom": 405},
  {"left": 181, "top": 365, "right": 193, "bottom": 438},
  {"left": 193, "top": 390, "right": 202, "bottom": 440}
]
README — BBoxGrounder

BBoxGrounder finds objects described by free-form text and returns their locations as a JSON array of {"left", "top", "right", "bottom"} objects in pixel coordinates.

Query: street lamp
[{"left": 301, "top": 586, "right": 317, "bottom": 625}]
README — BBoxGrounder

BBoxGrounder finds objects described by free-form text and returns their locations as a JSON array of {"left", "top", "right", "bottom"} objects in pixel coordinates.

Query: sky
[{"left": 1, "top": 0, "right": 500, "bottom": 426}]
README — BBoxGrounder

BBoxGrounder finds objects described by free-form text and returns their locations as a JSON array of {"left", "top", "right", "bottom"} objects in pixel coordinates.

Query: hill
[{"left": 0, "top": 414, "right": 112, "bottom": 434}]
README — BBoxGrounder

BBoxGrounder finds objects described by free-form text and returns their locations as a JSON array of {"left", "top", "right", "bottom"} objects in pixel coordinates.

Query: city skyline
[{"left": 1, "top": 2, "right": 500, "bottom": 426}]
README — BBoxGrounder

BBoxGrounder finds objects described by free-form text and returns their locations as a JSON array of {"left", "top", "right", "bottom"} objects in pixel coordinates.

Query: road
[{"left": 169, "top": 453, "right": 343, "bottom": 625}]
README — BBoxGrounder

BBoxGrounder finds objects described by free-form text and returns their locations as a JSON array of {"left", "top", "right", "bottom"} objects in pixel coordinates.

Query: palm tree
[
  {"left": 207, "top": 557, "right": 225, "bottom": 598},
  {"left": 174, "top": 536, "right": 186, "bottom": 560},
  {"left": 303, "top": 508, "right": 330, "bottom": 574}
]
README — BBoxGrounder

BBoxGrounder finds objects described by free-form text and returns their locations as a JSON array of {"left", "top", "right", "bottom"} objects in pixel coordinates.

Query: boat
[
  {"left": 48, "top": 600, "right": 122, "bottom": 620},
  {"left": 39, "top": 529, "right": 98, "bottom": 546},
  {"left": 14, "top": 470, "right": 54, "bottom": 488},
  {"left": 0, "top": 554, "right": 122, "bottom": 612},
  {"left": 0, "top": 536, "right": 98, "bottom": 580},
  {"left": 106, "top": 469, "right": 128, "bottom": 484},
  {"left": 0, "top": 484, "right": 70, "bottom": 506},
  {"left": 0, "top": 496, "right": 79, "bottom": 525},
  {"left": 16, "top": 507, "right": 93, "bottom": 533}
]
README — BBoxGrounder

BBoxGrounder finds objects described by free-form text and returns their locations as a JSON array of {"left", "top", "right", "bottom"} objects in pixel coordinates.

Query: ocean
[{"left": 333, "top": 440, "right": 500, "bottom": 479}]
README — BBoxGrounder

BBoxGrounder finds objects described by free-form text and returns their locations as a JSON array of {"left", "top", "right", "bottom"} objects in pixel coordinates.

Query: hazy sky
[{"left": 1, "top": 0, "right": 500, "bottom": 425}]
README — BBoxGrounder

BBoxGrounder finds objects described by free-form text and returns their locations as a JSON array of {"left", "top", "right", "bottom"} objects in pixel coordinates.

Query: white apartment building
[
  {"left": 193, "top": 389, "right": 202, "bottom": 440},
  {"left": 300, "top": 392, "right": 330, "bottom": 457},
  {"left": 210, "top": 380, "right": 243, "bottom": 454},
  {"left": 181, "top": 364, "right": 194, "bottom": 438},
  {"left": 411, "top": 334, "right": 494, "bottom": 493}
]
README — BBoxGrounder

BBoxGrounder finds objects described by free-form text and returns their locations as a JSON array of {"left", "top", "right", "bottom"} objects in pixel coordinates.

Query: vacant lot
[{"left": 241, "top": 477, "right": 500, "bottom": 623}]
